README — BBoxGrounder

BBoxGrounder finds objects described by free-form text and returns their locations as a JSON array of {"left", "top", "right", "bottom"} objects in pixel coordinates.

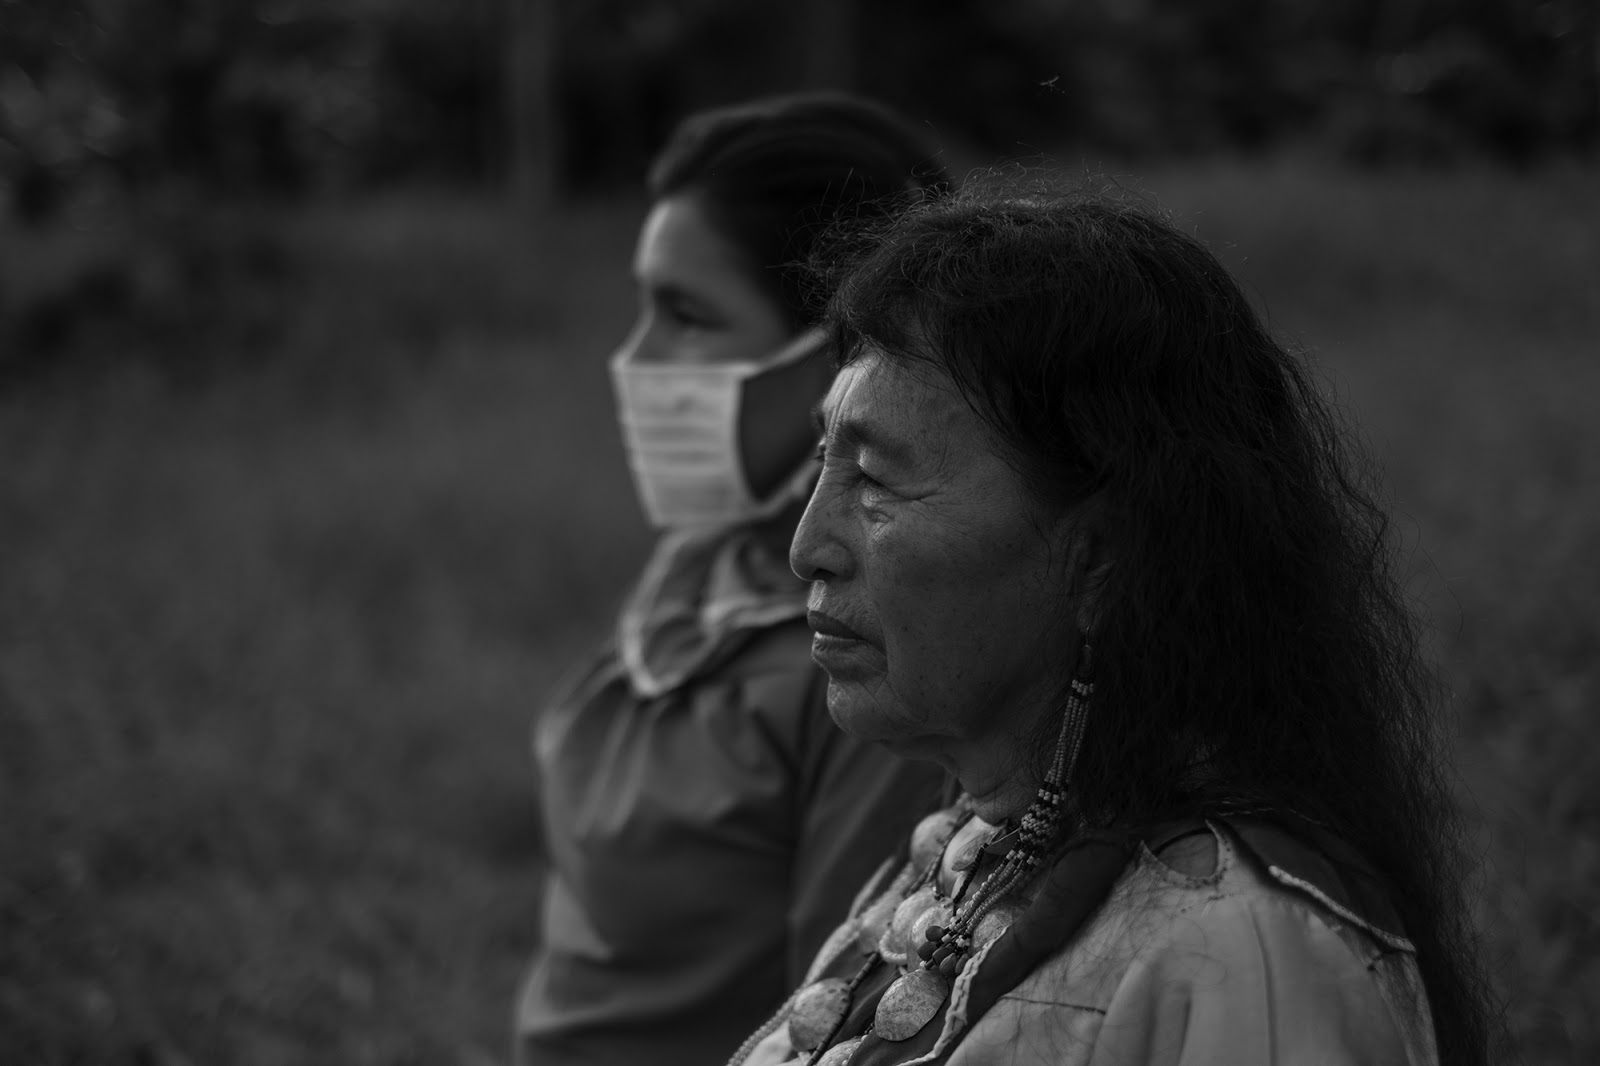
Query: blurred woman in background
[{"left": 514, "top": 94, "right": 950, "bottom": 1066}]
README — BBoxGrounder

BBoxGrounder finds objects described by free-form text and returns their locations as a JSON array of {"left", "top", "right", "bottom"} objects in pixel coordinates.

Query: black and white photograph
[{"left": 2, "top": 2, "right": 1595, "bottom": 1064}]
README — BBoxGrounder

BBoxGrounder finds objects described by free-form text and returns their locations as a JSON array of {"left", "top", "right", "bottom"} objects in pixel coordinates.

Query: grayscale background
[{"left": 2, "top": 1, "right": 1595, "bottom": 1063}]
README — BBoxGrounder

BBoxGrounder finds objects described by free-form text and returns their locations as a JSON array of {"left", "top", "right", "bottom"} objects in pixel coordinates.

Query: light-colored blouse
[{"left": 737, "top": 814, "right": 1438, "bottom": 1066}]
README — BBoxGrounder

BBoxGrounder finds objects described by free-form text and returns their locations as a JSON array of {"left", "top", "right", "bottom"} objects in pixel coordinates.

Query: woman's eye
[
  {"left": 664, "top": 297, "right": 717, "bottom": 329},
  {"left": 817, "top": 440, "right": 889, "bottom": 497}
]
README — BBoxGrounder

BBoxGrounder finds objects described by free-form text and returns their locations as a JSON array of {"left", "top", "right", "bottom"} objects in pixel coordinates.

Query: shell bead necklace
[
  {"left": 791, "top": 643, "right": 1096, "bottom": 1060},
  {"left": 783, "top": 804, "right": 970, "bottom": 1056}
]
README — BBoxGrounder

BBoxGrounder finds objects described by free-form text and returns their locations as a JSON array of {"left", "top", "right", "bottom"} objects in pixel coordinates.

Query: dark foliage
[{"left": 1, "top": 0, "right": 1595, "bottom": 223}]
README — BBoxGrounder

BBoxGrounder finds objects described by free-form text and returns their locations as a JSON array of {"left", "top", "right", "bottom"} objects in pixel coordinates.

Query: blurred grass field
[{"left": 2, "top": 161, "right": 1596, "bottom": 1065}]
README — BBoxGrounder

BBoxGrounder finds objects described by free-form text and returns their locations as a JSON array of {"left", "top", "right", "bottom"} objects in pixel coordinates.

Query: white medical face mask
[{"left": 610, "top": 328, "right": 827, "bottom": 530}]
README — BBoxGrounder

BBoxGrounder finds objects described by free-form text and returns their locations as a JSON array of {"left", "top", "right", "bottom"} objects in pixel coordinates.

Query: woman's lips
[
  {"left": 806, "top": 610, "right": 880, "bottom": 676},
  {"left": 807, "top": 609, "right": 866, "bottom": 641}
]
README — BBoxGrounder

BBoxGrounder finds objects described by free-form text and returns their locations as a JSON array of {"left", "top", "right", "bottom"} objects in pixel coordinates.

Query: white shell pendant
[
  {"left": 972, "top": 899, "right": 1027, "bottom": 950},
  {"left": 947, "top": 834, "right": 986, "bottom": 874},
  {"left": 787, "top": 978, "right": 851, "bottom": 1051},
  {"left": 908, "top": 807, "right": 964, "bottom": 871},
  {"left": 814, "top": 1035, "right": 864, "bottom": 1066},
  {"left": 907, "top": 899, "right": 950, "bottom": 950},
  {"left": 855, "top": 893, "right": 899, "bottom": 954},
  {"left": 874, "top": 967, "right": 950, "bottom": 1041},
  {"left": 879, "top": 885, "right": 940, "bottom": 964}
]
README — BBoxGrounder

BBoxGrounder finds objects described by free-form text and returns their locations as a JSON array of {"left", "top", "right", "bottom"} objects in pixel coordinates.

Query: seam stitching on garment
[
  {"left": 1363, "top": 943, "right": 1410, "bottom": 972},
  {"left": 1267, "top": 867, "right": 1415, "bottom": 952},
  {"left": 1136, "top": 820, "right": 1230, "bottom": 889},
  {"left": 994, "top": 994, "right": 1106, "bottom": 1013},
  {"left": 1167, "top": 886, "right": 1228, "bottom": 921}
]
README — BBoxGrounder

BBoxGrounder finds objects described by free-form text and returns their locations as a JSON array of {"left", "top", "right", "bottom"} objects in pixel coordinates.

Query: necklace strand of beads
[
  {"left": 875, "top": 645, "right": 1094, "bottom": 1042},
  {"left": 792, "top": 801, "right": 973, "bottom": 1064},
  {"left": 798, "top": 642, "right": 1096, "bottom": 1056},
  {"left": 917, "top": 660, "right": 1092, "bottom": 974}
]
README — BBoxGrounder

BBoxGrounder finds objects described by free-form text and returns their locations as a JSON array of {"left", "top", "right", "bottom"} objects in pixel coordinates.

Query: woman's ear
[
  {"left": 1074, "top": 553, "right": 1114, "bottom": 636},
  {"left": 1054, "top": 504, "right": 1112, "bottom": 636}
]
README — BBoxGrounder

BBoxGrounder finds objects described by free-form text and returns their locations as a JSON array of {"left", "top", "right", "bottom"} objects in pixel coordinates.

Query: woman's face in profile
[
  {"left": 616, "top": 195, "right": 792, "bottom": 367},
  {"left": 791, "top": 350, "right": 1082, "bottom": 809},
  {"left": 614, "top": 194, "right": 829, "bottom": 499}
]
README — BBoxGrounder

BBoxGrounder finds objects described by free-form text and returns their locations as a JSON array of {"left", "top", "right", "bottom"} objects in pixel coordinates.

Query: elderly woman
[
  {"left": 733, "top": 182, "right": 1494, "bottom": 1066},
  {"left": 514, "top": 95, "right": 949, "bottom": 1066}
]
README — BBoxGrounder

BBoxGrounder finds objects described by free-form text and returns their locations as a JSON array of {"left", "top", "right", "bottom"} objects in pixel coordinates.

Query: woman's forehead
[
  {"left": 632, "top": 196, "right": 753, "bottom": 294},
  {"left": 821, "top": 353, "right": 965, "bottom": 441}
]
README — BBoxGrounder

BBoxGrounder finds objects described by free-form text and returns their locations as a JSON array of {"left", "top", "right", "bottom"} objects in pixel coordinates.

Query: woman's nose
[
  {"left": 790, "top": 478, "right": 849, "bottom": 582},
  {"left": 612, "top": 313, "right": 652, "bottom": 365}
]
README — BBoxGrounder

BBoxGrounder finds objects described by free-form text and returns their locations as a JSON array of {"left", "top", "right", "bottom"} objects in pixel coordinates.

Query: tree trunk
[{"left": 506, "top": 0, "right": 561, "bottom": 211}]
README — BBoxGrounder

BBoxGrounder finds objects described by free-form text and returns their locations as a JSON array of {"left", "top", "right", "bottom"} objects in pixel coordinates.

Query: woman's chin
[
  {"left": 824, "top": 684, "right": 905, "bottom": 744},
  {"left": 824, "top": 689, "right": 948, "bottom": 761}
]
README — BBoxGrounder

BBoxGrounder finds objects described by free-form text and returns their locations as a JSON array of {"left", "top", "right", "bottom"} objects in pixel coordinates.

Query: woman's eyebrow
[{"left": 814, "top": 407, "right": 917, "bottom": 468}]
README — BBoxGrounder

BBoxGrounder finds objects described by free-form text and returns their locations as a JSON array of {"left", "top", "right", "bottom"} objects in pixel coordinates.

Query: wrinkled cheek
[
  {"left": 825, "top": 675, "right": 917, "bottom": 742},
  {"left": 861, "top": 543, "right": 968, "bottom": 724},
  {"left": 877, "top": 633, "right": 956, "bottom": 730},
  {"left": 844, "top": 670, "right": 912, "bottom": 718}
]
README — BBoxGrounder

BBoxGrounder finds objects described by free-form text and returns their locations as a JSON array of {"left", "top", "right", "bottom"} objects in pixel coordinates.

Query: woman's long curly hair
[{"left": 819, "top": 176, "right": 1495, "bottom": 1065}]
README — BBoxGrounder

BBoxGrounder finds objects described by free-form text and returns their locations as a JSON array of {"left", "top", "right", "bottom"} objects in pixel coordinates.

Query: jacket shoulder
[{"left": 1224, "top": 817, "right": 1411, "bottom": 948}]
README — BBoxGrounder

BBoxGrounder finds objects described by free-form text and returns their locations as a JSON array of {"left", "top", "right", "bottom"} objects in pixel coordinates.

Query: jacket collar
[{"left": 616, "top": 515, "right": 807, "bottom": 698}]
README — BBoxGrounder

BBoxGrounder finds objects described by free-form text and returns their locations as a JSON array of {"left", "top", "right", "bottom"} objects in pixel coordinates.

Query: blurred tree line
[
  {"left": 0, "top": 0, "right": 1593, "bottom": 386},
  {"left": 2, "top": 0, "right": 1596, "bottom": 222}
]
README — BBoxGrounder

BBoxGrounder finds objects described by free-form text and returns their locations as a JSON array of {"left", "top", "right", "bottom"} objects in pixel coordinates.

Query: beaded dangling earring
[{"left": 872, "top": 637, "right": 1097, "bottom": 1042}]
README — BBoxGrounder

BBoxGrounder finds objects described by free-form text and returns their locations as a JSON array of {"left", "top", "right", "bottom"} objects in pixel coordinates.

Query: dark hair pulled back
[
  {"left": 649, "top": 92, "right": 947, "bottom": 330},
  {"left": 820, "top": 174, "right": 1498, "bottom": 1066}
]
